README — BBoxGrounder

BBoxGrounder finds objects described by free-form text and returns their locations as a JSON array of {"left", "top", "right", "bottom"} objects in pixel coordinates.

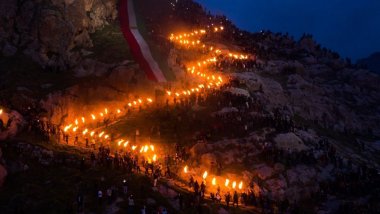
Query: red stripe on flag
[{"left": 119, "top": 0, "right": 159, "bottom": 82}]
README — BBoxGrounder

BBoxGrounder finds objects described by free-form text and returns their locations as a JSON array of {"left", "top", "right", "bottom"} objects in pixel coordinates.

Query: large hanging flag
[{"left": 119, "top": 0, "right": 167, "bottom": 83}]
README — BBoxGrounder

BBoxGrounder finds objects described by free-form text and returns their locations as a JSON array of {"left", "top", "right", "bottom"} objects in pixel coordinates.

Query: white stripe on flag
[
  {"left": 127, "top": 0, "right": 138, "bottom": 28},
  {"left": 130, "top": 29, "right": 167, "bottom": 82}
]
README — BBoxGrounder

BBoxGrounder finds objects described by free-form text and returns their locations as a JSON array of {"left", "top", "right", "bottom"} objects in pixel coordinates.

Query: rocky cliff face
[{"left": 0, "top": 0, "right": 117, "bottom": 70}]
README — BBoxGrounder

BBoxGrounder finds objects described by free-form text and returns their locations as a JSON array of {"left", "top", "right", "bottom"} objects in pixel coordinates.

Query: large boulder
[
  {"left": 274, "top": 132, "right": 308, "bottom": 151},
  {"left": 0, "top": 0, "right": 117, "bottom": 70}
]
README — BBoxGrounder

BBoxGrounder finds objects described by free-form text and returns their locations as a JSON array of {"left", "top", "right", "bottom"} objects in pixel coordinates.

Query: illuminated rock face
[{"left": 0, "top": 0, "right": 117, "bottom": 70}]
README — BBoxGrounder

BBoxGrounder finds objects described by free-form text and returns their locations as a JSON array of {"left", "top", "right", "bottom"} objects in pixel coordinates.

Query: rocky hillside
[
  {"left": 357, "top": 52, "right": 380, "bottom": 74},
  {"left": 0, "top": 0, "right": 117, "bottom": 70}
]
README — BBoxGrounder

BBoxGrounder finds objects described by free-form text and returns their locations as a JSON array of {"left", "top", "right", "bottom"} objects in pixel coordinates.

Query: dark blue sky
[{"left": 196, "top": 0, "right": 380, "bottom": 61}]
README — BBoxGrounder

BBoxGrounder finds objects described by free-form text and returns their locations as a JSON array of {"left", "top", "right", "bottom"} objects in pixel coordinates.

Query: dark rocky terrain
[{"left": 0, "top": 0, "right": 380, "bottom": 213}]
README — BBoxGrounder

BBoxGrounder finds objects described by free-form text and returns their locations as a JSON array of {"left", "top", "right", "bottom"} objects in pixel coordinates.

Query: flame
[
  {"left": 100, "top": 113, "right": 104, "bottom": 117},
  {"left": 104, "top": 108, "right": 108, "bottom": 114},
  {"left": 90, "top": 131, "right": 95, "bottom": 137},
  {"left": 152, "top": 154, "right": 157, "bottom": 162},
  {"left": 0, "top": 109, "right": 2, "bottom": 115},
  {"left": 91, "top": 114, "right": 96, "bottom": 120},
  {"left": 238, "top": 181, "right": 243, "bottom": 190},
  {"left": 82, "top": 129, "right": 88, "bottom": 135},
  {"left": 75, "top": 119, "right": 78, "bottom": 125},
  {"left": 123, "top": 141, "right": 129, "bottom": 147},
  {"left": 132, "top": 145, "right": 137, "bottom": 150},
  {"left": 150, "top": 145, "right": 154, "bottom": 151},
  {"left": 98, "top": 132, "right": 104, "bottom": 138},
  {"left": 184, "top": 165, "right": 188, "bottom": 173},
  {"left": 64, "top": 124, "right": 72, "bottom": 132},
  {"left": 104, "top": 135, "right": 109, "bottom": 139},
  {"left": 72, "top": 126, "right": 78, "bottom": 132},
  {"left": 140, "top": 146, "right": 144, "bottom": 153},
  {"left": 81, "top": 117, "right": 85, "bottom": 123},
  {"left": 225, "top": 179, "right": 230, "bottom": 187},
  {"left": 117, "top": 109, "right": 121, "bottom": 114},
  {"left": 232, "top": 181, "right": 237, "bottom": 189},
  {"left": 212, "top": 177, "right": 216, "bottom": 186},
  {"left": 147, "top": 98, "right": 153, "bottom": 103},
  {"left": 202, "top": 171, "right": 208, "bottom": 179},
  {"left": 118, "top": 140, "right": 124, "bottom": 146},
  {"left": 144, "top": 145, "right": 149, "bottom": 153}
]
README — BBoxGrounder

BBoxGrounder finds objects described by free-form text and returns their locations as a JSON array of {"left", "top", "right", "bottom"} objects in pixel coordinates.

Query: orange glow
[
  {"left": 212, "top": 177, "right": 216, "bottom": 186},
  {"left": 232, "top": 181, "right": 237, "bottom": 189},
  {"left": 91, "top": 114, "right": 96, "bottom": 120},
  {"left": 225, "top": 179, "right": 230, "bottom": 187},
  {"left": 64, "top": 124, "right": 72, "bottom": 132},
  {"left": 202, "top": 171, "right": 208, "bottom": 180},
  {"left": 238, "top": 181, "right": 243, "bottom": 190},
  {"left": 184, "top": 165, "right": 188, "bottom": 173},
  {"left": 132, "top": 145, "right": 137, "bottom": 150},
  {"left": 118, "top": 140, "right": 124, "bottom": 146},
  {"left": 81, "top": 117, "right": 85, "bottom": 123},
  {"left": 152, "top": 154, "right": 157, "bottom": 162},
  {"left": 98, "top": 132, "right": 104, "bottom": 138},
  {"left": 123, "top": 141, "right": 129, "bottom": 147},
  {"left": 82, "top": 129, "right": 88, "bottom": 135}
]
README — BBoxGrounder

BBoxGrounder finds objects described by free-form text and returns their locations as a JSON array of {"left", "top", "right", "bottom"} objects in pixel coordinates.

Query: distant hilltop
[{"left": 357, "top": 52, "right": 380, "bottom": 74}]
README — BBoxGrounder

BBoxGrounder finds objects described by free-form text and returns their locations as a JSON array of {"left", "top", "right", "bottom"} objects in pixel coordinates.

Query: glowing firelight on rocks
[
  {"left": 184, "top": 165, "right": 188, "bottom": 173},
  {"left": 202, "top": 171, "right": 208, "bottom": 180},
  {"left": 225, "top": 179, "right": 230, "bottom": 187}
]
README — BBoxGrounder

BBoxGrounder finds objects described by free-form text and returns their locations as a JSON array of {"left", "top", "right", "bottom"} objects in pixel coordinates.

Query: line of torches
[
  {"left": 183, "top": 165, "right": 244, "bottom": 191},
  {"left": 61, "top": 25, "right": 252, "bottom": 193}
]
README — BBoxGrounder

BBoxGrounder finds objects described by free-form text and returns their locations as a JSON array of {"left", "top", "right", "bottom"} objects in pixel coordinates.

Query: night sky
[{"left": 196, "top": 0, "right": 380, "bottom": 61}]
